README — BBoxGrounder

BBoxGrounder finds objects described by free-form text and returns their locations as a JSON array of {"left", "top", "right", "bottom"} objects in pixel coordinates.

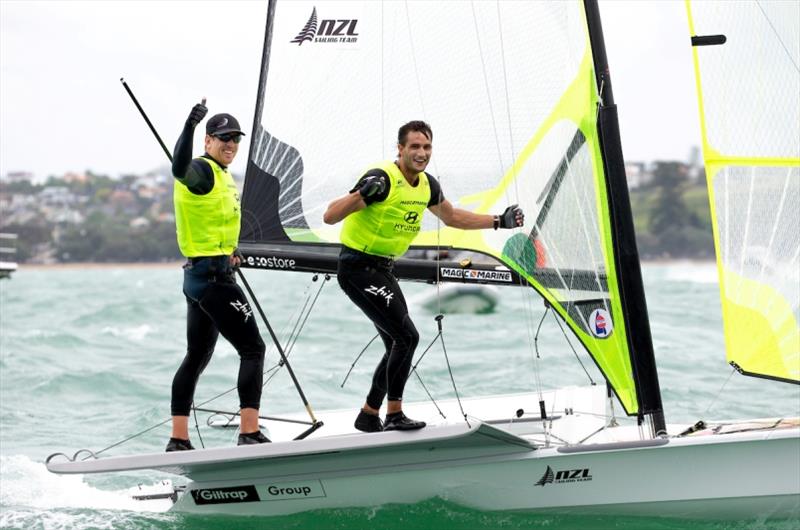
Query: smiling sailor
[
  {"left": 323, "top": 120, "right": 525, "bottom": 433},
  {"left": 167, "top": 100, "right": 270, "bottom": 451}
]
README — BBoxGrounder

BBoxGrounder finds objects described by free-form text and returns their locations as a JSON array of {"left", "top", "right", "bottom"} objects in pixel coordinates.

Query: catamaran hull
[{"left": 169, "top": 428, "right": 799, "bottom": 519}]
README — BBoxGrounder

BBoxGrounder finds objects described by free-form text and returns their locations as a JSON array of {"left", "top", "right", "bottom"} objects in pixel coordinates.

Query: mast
[
  {"left": 248, "top": 0, "right": 276, "bottom": 153},
  {"left": 583, "top": 0, "right": 666, "bottom": 435}
]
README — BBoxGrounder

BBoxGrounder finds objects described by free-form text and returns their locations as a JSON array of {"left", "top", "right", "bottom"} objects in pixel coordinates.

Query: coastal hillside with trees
[{"left": 1, "top": 160, "right": 712, "bottom": 263}]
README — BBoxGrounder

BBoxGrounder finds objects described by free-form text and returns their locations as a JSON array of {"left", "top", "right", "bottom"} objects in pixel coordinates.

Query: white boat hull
[
  {"left": 168, "top": 428, "right": 799, "bottom": 518},
  {"left": 46, "top": 387, "right": 800, "bottom": 519}
]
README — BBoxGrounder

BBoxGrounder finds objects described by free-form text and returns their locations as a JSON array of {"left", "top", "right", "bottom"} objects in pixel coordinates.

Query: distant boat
[
  {"left": 0, "top": 233, "right": 18, "bottom": 279},
  {"left": 413, "top": 284, "right": 499, "bottom": 314},
  {"left": 405, "top": 250, "right": 501, "bottom": 314}
]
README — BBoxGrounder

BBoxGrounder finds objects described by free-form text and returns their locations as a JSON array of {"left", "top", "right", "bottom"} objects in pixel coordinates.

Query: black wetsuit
[
  {"left": 337, "top": 170, "right": 443, "bottom": 409},
  {"left": 169, "top": 124, "right": 266, "bottom": 416}
]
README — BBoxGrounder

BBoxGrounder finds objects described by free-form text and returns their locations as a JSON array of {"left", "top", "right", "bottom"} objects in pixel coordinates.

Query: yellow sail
[{"left": 686, "top": 1, "right": 800, "bottom": 383}]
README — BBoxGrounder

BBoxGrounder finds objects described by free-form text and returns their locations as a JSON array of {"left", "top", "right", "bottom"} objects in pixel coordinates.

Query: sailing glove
[
  {"left": 186, "top": 103, "right": 208, "bottom": 128},
  {"left": 497, "top": 204, "right": 524, "bottom": 229},
  {"left": 357, "top": 175, "right": 386, "bottom": 200}
]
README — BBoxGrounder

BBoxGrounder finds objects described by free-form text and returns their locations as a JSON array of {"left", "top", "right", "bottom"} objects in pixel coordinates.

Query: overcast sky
[{"left": 0, "top": 0, "right": 702, "bottom": 182}]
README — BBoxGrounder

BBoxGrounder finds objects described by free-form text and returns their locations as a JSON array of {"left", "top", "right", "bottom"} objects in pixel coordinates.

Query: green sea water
[{"left": 1, "top": 263, "right": 798, "bottom": 530}]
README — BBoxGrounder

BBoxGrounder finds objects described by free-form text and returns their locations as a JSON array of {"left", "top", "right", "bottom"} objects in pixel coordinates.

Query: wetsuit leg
[
  {"left": 197, "top": 280, "right": 266, "bottom": 410},
  {"left": 171, "top": 298, "right": 219, "bottom": 416},
  {"left": 338, "top": 261, "right": 419, "bottom": 410}
]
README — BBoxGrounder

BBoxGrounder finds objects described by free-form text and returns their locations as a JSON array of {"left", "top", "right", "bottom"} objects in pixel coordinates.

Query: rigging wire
[
  {"left": 471, "top": 0, "right": 507, "bottom": 173},
  {"left": 192, "top": 405, "right": 205, "bottom": 449},
  {"left": 262, "top": 274, "right": 330, "bottom": 387},
  {"left": 491, "top": 1, "right": 549, "bottom": 415},
  {"left": 340, "top": 333, "right": 380, "bottom": 388},
  {"left": 551, "top": 305, "right": 596, "bottom": 386},
  {"left": 755, "top": 0, "right": 800, "bottom": 73},
  {"left": 407, "top": 316, "right": 451, "bottom": 419},
  {"left": 704, "top": 366, "right": 738, "bottom": 416},
  {"left": 81, "top": 275, "right": 328, "bottom": 458},
  {"left": 435, "top": 315, "right": 470, "bottom": 427}
]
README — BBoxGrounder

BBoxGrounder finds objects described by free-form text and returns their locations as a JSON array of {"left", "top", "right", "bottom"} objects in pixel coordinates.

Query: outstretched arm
[
  {"left": 323, "top": 192, "right": 366, "bottom": 225},
  {"left": 428, "top": 199, "right": 493, "bottom": 229},
  {"left": 429, "top": 200, "right": 524, "bottom": 230}
]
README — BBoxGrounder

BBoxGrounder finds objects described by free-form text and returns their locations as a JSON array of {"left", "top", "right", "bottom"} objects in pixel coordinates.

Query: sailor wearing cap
[{"left": 166, "top": 100, "right": 270, "bottom": 451}]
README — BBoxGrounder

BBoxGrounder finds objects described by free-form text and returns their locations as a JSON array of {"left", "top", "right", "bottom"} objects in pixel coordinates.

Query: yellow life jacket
[
  {"left": 340, "top": 161, "right": 430, "bottom": 258},
  {"left": 173, "top": 157, "right": 240, "bottom": 257}
]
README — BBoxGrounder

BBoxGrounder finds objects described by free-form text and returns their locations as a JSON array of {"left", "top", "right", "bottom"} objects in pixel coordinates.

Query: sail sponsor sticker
[
  {"left": 589, "top": 308, "right": 613, "bottom": 338},
  {"left": 246, "top": 255, "right": 297, "bottom": 270},
  {"left": 440, "top": 267, "right": 512, "bottom": 283},
  {"left": 260, "top": 480, "right": 326, "bottom": 501},
  {"left": 191, "top": 485, "right": 260, "bottom": 505}
]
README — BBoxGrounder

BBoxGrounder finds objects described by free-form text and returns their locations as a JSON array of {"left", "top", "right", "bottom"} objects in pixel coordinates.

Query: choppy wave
[
  {"left": 101, "top": 324, "right": 156, "bottom": 342},
  {"left": 0, "top": 455, "right": 171, "bottom": 513},
  {"left": 2, "top": 265, "right": 799, "bottom": 529}
]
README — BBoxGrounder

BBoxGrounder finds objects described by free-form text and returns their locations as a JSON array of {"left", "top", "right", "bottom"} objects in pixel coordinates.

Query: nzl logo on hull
[
  {"left": 291, "top": 6, "right": 359, "bottom": 45},
  {"left": 191, "top": 485, "right": 260, "bottom": 504},
  {"left": 534, "top": 466, "right": 593, "bottom": 486}
]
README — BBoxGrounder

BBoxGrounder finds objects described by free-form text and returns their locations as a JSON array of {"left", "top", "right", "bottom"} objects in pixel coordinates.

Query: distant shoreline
[
  {"left": 19, "top": 261, "right": 184, "bottom": 270},
  {"left": 15, "top": 259, "right": 716, "bottom": 270}
]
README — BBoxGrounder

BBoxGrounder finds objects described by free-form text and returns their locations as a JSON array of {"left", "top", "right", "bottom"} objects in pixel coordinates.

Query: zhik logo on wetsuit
[
  {"left": 365, "top": 285, "right": 394, "bottom": 307},
  {"left": 230, "top": 299, "right": 253, "bottom": 322},
  {"left": 291, "top": 7, "right": 359, "bottom": 45}
]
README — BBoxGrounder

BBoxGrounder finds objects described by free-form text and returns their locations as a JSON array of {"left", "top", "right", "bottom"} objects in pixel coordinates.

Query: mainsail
[
  {"left": 687, "top": 1, "right": 800, "bottom": 383},
  {"left": 240, "top": 1, "right": 664, "bottom": 421}
]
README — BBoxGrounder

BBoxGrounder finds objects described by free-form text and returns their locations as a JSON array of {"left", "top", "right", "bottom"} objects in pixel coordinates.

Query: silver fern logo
[
  {"left": 290, "top": 7, "right": 359, "bottom": 45},
  {"left": 290, "top": 7, "right": 317, "bottom": 45},
  {"left": 535, "top": 466, "right": 554, "bottom": 486}
]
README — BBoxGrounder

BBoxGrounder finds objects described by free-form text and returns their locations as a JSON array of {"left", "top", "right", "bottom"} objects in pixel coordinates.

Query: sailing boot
[
  {"left": 354, "top": 410, "right": 384, "bottom": 433},
  {"left": 238, "top": 430, "right": 271, "bottom": 445},
  {"left": 383, "top": 411, "right": 426, "bottom": 431},
  {"left": 165, "top": 437, "right": 195, "bottom": 452}
]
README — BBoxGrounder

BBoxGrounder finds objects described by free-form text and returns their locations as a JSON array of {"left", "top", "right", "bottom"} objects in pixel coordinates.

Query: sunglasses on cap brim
[{"left": 213, "top": 133, "right": 243, "bottom": 144}]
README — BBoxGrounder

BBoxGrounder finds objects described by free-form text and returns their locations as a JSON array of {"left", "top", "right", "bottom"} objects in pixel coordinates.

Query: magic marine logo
[
  {"left": 440, "top": 267, "right": 513, "bottom": 283},
  {"left": 291, "top": 7, "right": 359, "bottom": 45},
  {"left": 535, "top": 466, "right": 593, "bottom": 486}
]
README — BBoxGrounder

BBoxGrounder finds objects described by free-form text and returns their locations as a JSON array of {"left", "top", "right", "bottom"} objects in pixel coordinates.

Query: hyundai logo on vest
[{"left": 404, "top": 211, "right": 420, "bottom": 224}]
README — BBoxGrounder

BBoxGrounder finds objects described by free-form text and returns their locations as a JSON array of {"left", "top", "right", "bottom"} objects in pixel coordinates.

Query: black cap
[{"left": 206, "top": 113, "right": 245, "bottom": 136}]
